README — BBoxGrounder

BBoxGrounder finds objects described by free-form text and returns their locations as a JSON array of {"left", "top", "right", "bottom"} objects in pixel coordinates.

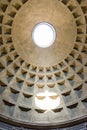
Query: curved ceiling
[{"left": 0, "top": 0, "right": 87, "bottom": 128}]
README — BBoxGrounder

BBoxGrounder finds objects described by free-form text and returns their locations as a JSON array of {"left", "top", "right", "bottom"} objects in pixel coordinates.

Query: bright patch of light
[
  {"left": 35, "top": 91, "right": 60, "bottom": 110},
  {"left": 32, "top": 22, "right": 56, "bottom": 48}
]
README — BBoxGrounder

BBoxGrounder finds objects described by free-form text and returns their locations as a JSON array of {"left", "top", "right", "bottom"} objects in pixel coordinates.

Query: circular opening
[{"left": 32, "top": 22, "right": 56, "bottom": 48}]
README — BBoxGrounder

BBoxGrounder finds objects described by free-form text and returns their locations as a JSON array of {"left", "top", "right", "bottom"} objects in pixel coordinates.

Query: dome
[{"left": 0, "top": 0, "right": 87, "bottom": 129}]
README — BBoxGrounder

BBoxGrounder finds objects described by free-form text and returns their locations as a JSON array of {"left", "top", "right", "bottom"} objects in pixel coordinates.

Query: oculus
[{"left": 32, "top": 22, "right": 56, "bottom": 48}]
